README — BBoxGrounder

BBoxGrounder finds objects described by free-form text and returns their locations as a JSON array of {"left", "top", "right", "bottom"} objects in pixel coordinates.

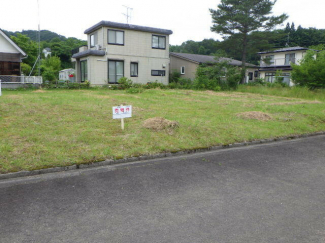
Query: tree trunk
[{"left": 241, "top": 32, "right": 248, "bottom": 84}]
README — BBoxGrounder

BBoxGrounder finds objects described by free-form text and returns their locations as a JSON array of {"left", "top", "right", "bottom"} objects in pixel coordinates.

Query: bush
[
  {"left": 118, "top": 77, "right": 133, "bottom": 89},
  {"left": 169, "top": 70, "right": 181, "bottom": 83},
  {"left": 193, "top": 62, "right": 241, "bottom": 91},
  {"left": 292, "top": 50, "right": 325, "bottom": 89}
]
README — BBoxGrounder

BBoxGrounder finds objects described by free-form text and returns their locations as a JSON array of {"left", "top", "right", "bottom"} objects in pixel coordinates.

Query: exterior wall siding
[
  {"left": 170, "top": 56, "right": 198, "bottom": 80},
  {"left": 79, "top": 27, "right": 170, "bottom": 85}
]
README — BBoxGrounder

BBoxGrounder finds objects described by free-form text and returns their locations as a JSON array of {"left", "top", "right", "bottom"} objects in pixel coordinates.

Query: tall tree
[{"left": 210, "top": 0, "right": 288, "bottom": 82}]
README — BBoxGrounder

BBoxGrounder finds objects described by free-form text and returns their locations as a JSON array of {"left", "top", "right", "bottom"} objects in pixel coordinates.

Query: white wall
[{"left": 0, "top": 34, "right": 19, "bottom": 53}]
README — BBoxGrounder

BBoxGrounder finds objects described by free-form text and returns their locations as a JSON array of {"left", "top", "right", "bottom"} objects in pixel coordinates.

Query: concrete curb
[{"left": 1, "top": 131, "right": 325, "bottom": 181}]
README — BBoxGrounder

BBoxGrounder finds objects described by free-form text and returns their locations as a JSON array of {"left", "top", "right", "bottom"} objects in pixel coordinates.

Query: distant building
[
  {"left": 59, "top": 68, "right": 75, "bottom": 81},
  {"left": 42, "top": 48, "right": 51, "bottom": 58},
  {"left": 257, "top": 46, "right": 314, "bottom": 86},
  {"left": 170, "top": 52, "right": 258, "bottom": 82}
]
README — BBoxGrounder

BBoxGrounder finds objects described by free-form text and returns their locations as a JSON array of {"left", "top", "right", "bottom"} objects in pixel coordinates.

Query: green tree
[
  {"left": 41, "top": 56, "right": 61, "bottom": 82},
  {"left": 291, "top": 50, "right": 325, "bottom": 89},
  {"left": 11, "top": 33, "right": 38, "bottom": 69},
  {"left": 210, "top": 0, "right": 288, "bottom": 83}
]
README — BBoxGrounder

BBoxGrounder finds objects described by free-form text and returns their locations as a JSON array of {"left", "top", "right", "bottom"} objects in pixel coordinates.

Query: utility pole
[
  {"left": 37, "top": 0, "right": 41, "bottom": 76},
  {"left": 122, "top": 5, "right": 133, "bottom": 24}
]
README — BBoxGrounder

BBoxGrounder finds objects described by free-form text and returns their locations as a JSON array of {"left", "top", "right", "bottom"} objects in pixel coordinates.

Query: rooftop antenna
[{"left": 122, "top": 5, "right": 133, "bottom": 24}]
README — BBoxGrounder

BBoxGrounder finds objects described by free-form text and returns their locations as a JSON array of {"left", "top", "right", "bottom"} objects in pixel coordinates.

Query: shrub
[
  {"left": 169, "top": 70, "right": 181, "bottom": 83},
  {"left": 193, "top": 62, "right": 241, "bottom": 91},
  {"left": 292, "top": 50, "right": 325, "bottom": 89},
  {"left": 118, "top": 77, "right": 133, "bottom": 89}
]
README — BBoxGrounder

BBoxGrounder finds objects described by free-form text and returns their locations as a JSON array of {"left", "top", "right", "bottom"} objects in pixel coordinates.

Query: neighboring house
[
  {"left": 258, "top": 46, "right": 310, "bottom": 86},
  {"left": 59, "top": 68, "right": 75, "bottom": 81},
  {"left": 170, "top": 52, "right": 258, "bottom": 82},
  {"left": 42, "top": 48, "right": 51, "bottom": 58},
  {"left": 71, "top": 21, "right": 173, "bottom": 85},
  {"left": 0, "top": 29, "right": 26, "bottom": 76}
]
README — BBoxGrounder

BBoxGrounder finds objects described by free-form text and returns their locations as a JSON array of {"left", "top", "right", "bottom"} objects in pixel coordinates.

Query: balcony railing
[
  {"left": 260, "top": 58, "right": 296, "bottom": 67},
  {"left": 0, "top": 75, "right": 43, "bottom": 84}
]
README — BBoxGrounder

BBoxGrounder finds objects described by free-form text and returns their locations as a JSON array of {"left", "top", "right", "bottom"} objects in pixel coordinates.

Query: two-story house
[
  {"left": 72, "top": 21, "right": 173, "bottom": 86},
  {"left": 258, "top": 46, "right": 309, "bottom": 86}
]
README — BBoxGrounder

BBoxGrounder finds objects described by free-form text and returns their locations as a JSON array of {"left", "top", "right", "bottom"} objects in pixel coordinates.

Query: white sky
[{"left": 1, "top": 0, "right": 324, "bottom": 45}]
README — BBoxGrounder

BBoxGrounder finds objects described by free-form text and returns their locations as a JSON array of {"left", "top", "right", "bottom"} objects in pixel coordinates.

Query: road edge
[{"left": 1, "top": 131, "right": 325, "bottom": 180}]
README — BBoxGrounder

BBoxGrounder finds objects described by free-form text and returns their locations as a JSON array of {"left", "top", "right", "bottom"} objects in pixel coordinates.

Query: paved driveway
[{"left": 1, "top": 135, "right": 325, "bottom": 243}]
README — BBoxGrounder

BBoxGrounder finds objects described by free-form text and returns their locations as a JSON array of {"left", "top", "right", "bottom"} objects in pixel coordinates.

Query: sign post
[{"left": 112, "top": 105, "right": 132, "bottom": 130}]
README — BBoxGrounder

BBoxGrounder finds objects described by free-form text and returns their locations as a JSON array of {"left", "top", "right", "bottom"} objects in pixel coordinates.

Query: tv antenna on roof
[{"left": 122, "top": 5, "right": 133, "bottom": 24}]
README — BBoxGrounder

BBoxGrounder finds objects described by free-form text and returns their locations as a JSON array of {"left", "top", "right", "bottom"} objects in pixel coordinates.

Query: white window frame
[{"left": 180, "top": 66, "right": 185, "bottom": 74}]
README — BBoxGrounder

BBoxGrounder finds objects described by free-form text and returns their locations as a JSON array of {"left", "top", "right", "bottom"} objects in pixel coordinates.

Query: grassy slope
[{"left": 1, "top": 88, "right": 325, "bottom": 173}]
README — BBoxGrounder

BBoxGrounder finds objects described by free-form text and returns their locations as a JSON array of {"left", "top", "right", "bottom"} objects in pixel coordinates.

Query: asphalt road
[{"left": 1, "top": 135, "right": 325, "bottom": 243}]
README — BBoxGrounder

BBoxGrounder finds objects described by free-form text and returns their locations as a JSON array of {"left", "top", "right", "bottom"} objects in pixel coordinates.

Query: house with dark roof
[
  {"left": 0, "top": 29, "right": 26, "bottom": 76},
  {"left": 72, "top": 21, "right": 172, "bottom": 85},
  {"left": 170, "top": 52, "right": 258, "bottom": 82},
  {"left": 257, "top": 46, "right": 312, "bottom": 86}
]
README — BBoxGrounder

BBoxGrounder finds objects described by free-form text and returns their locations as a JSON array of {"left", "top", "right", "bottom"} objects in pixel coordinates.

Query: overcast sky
[{"left": 1, "top": 0, "right": 324, "bottom": 45}]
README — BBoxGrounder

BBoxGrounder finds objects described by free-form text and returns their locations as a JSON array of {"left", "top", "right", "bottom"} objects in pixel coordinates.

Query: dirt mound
[
  {"left": 143, "top": 117, "right": 179, "bottom": 131},
  {"left": 32, "top": 89, "right": 46, "bottom": 93},
  {"left": 237, "top": 111, "right": 272, "bottom": 121}
]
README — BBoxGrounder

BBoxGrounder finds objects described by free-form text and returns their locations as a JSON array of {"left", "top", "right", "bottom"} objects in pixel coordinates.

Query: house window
[
  {"left": 285, "top": 53, "right": 295, "bottom": 65},
  {"left": 254, "top": 71, "right": 258, "bottom": 77},
  {"left": 265, "top": 72, "right": 275, "bottom": 83},
  {"left": 248, "top": 72, "right": 253, "bottom": 81},
  {"left": 108, "top": 30, "right": 124, "bottom": 45},
  {"left": 90, "top": 35, "right": 95, "bottom": 47},
  {"left": 151, "top": 70, "right": 165, "bottom": 76},
  {"left": 90, "top": 32, "right": 98, "bottom": 47},
  {"left": 152, "top": 35, "right": 166, "bottom": 49},
  {"left": 108, "top": 60, "right": 124, "bottom": 83},
  {"left": 0, "top": 61, "right": 20, "bottom": 75},
  {"left": 180, "top": 66, "right": 185, "bottom": 74},
  {"left": 80, "top": 60, "right": 87, "bottom": 82},
  {"left": 130, "top": 62, "right": 138, "bottom": 77}
]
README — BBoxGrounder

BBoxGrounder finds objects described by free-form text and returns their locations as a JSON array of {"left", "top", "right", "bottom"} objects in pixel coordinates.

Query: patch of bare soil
[
  {"left": 237, "top": 111, "right": 272, "bottom": 121},
  {"left": 6, "top": 95, "right": 21, "bottom": 99},
  {"left": 32, "top": 89, "right": 46, "bottom": 93},
  {"left": 269, "top": 101, "right": 321, "bottom": 105},
  {"left": 204, "top": 91, "right": 244, "bottom": 98},
  {"left": 143, "top": 117, "right": 179, "bottom": 131}
]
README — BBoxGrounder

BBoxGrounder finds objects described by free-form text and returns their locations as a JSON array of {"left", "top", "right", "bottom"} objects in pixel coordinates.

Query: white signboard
[{"left": 113, "top": 105, "right": 132, "bottom": 119}]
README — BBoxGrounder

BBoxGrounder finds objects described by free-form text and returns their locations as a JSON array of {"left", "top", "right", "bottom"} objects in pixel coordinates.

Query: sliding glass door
[{"left": 108, "top": 60, "right": 124, "bottom": 83}]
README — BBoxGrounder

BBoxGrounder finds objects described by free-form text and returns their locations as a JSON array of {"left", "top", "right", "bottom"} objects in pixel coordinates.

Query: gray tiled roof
[
  {"left": 258, "top": 46, "right": 308, "bottom": 54},
  {"left": 170, "top": 52, "right": 256, "bottom": 67},
  {"left": 84, "top": 21, "right": 173, "bottom": 35},
  {"left": 72, "top": 50, "right": 105, "bottom": 59}
]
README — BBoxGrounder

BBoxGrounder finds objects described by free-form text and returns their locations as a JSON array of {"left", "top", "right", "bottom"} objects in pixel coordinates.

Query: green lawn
[{"left": 1, "top": 88, "right": 325, "bottom": 173}]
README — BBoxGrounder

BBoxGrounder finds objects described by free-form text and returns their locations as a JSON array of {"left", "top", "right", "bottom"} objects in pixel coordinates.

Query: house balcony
[{"left": 260, "top": 58, "right": 296, "bottom": 67}]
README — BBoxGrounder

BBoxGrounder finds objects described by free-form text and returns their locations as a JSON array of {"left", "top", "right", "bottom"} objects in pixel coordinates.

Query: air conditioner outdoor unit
[{"left": 95, "top": 44, "right": 102, "bottom": 50}]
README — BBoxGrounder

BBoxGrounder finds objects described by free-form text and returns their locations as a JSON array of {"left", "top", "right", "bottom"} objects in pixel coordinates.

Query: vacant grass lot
[{"left": 1, "top": 88, "right": 325, "bottom": 173}]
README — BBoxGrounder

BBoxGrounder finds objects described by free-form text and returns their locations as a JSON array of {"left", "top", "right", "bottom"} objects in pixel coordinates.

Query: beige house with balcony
[
  {"left": 72, "top": 21, "right": 172, "bottom": 86},
  {"left": 170, "top": 52, "right": 258, "bottom": 82},
  {"left": 258, "top": 46, "right": 310, "bottom": 86}
]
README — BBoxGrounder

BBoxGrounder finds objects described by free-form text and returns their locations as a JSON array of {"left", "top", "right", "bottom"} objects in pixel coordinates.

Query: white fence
[{"left": 0, "top": 75, "right": 43, "bottom": 84}]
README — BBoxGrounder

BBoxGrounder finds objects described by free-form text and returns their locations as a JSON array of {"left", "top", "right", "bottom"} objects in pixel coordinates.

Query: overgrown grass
[
  {"left": 1, "top": 88, "right": 325, "bottom": 173},
  {"left": 238, "top": 85, "right": 325, "bottom": 101}
]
